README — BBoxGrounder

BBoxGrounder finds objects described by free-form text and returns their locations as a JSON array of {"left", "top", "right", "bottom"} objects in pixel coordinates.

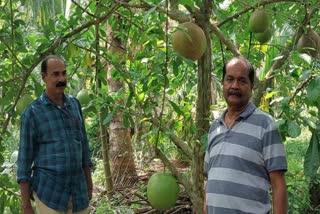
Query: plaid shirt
[{"left": 17, "top": 91, "right": 92, "bottom": 212}]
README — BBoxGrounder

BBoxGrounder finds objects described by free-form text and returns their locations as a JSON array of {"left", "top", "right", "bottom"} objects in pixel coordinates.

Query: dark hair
[
  {"left": 41, "top": 55, "right": 66, "bottom": 74},
  {"left": 222, "top": 56, "right": 255, "bottom": 85}
]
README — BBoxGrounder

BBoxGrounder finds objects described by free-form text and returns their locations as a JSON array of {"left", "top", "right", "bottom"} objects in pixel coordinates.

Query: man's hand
[
  {"left": 88, "top": 183, "right": 93, "bottom": 200},
  {"left": 23, "top": 205, "right": 35, "bottom": 214},
  {"left": 270, "top": 170, "right": 287, "bottom": 214},
  {"left": 20, "top": 182, "right": 34, "bottom": 214},
  {"left": 203, "top": 181, "right": 207, "bottom": 214},
  {"left": 84, "top": 166, "right": 93, "bottom": 200}
]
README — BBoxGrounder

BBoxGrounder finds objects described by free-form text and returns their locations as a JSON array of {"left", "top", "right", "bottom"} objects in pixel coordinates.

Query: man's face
[
  {"left": 223, "top": 58, "right": 253, "bottom": 108},
  {"left": 42, "top": 58, "right": 67, "bottom": 96}
]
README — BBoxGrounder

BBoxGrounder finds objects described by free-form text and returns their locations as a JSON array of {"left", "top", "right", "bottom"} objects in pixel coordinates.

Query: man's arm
[
  {"left": 20, "top": 182, "right": 35, "bottom": 214},
  {"left": 84, "top": 166, "right": 93, "bottom": 200},
  {"left": 203, "top": 181, "right": 207, "bottom": 214},
  {"left": 74, "top": 98, "right": 93, "bottom": 200},
  {"left": 270, "top": 170, "right": 287, "bottom": 214},
  {"left": 18, "top": 110, "right": 36, "bottom": 214}
]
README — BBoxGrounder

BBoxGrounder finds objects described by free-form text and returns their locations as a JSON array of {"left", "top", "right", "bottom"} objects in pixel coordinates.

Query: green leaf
[
  {"left": 172, "top": 59, "right": 181, "bottom": 76},
  {"left": 168, "top": 100, "right": 184, "bottom": 116},
  {"left": 304, "top": 130, "right": 320, "bottom": 178},
  {"left": 265, "top": 90, "right": 279, "bottom": 99},
  {"left": 31, "top": 75, "right": 44, "bottom": 97},
  {"left": 287, "top": 121, "right": 301, "bottom": 138},
  {"left": 299, "top": 69, "right": 312, "bottom": 82},
  {"left": 13, "top": 19, "right": 26, "bottom": 28},
  {"left": 0, "top": 154, "right": 4, "bottom": 167},
  {"left": 0, "top": 193, "right": 5, "bottom": 214},
  {"left": 307, "top": 76, "right": 320, "bottom": 102},
  {"left": 137, "top": 92, "right": 145, "bottom": 102},
  {"left": 103, "top": 112, "right": 114, "bottom": 126},
  {"left": 144, "top": 6, "right": 157, "bottom": 22},
  {"left": 122, "top": 112, "right": 134, "bottom": 128},
  {"left": 276, "top": 119, "right": 287, "bottom": 140},
  {"left": 179, "top": 0, "right": 195, "bottom": 8},
  {"left": 303, "top": 118, "right": 317, "bottom": 130},
  {"left": 14, "top": 31, "right": 25, "bottom": 46},
  {"left": 126, "top": 92, "right": 133, "bottom": 108}
]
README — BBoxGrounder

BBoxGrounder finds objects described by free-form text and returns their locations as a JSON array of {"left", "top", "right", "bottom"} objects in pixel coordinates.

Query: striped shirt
[
  {"left": 204, "top": 102, "right": 287, "bottom": 214},
  {"left": 17, "top": 91, "right": 92, "bottom": 212}
]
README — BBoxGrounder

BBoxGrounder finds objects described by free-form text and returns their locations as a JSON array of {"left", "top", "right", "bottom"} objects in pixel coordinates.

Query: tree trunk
[
  {"left": 94, "top": 10, "right": 114, "bottom": 196},
  {"left": 98, "top": 115, "right": 114, "bottom": 197},
  {"left": 190, "top": 1, "right": 213, "bottom": 212},
  {"left": 106, "top": 24, "right": 137, "bottom": 188}
]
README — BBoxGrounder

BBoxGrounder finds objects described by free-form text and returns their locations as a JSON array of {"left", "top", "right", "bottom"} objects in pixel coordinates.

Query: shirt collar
[
  {"left": 217, "top": 102, "right": 256, "bottom": 122},
  {"left": 40, "top": 91, "right": 72, "bottom": 107}
]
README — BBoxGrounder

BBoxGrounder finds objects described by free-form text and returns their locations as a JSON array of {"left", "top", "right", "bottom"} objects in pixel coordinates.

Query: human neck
[
  {"left": 224, "top": 103, "right": 248, "bottom": 128},
  {"left": 45, "top": 90, "right": 64, "bottom": 106},
  {"left": 226, "top": 106, "right": 246, "bottom": 118}
]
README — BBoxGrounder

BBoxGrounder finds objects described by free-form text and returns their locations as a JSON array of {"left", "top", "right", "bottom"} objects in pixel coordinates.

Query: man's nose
[{"left": 231, "top": 80, "right": 239, "bottom": 89}]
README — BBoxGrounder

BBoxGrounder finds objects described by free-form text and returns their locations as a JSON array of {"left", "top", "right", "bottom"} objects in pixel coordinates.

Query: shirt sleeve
[
  {"left": 262, "top": 118, "right": 288, "bottom": 173},
  {"left": 17, "top": 108, "right": 36, "bottom": 183},
  {"left": 74, "top": 99, "right": 93, "bottom": 168}
]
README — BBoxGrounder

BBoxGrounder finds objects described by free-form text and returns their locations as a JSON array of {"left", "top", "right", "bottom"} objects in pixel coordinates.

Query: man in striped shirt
[
  {"left": 204, "top": 57, "right": 287, "bottom": 214},
  {"left": 17, "top": 55, "right": 92, "bottom": 214}
]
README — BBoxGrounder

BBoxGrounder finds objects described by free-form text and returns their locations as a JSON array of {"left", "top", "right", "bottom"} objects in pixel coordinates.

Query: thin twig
[
  {"left": 71, "top": 0, "right": 97, "bottom": 18},
  {"left": 279, "top": 74, "right": 317, "bottom": 117}
]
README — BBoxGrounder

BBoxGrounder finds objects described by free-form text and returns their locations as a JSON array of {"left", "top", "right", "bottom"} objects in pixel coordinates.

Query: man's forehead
[
  {"left": 226, "top": 59, "right": 250, "bottom": 77},
  {"left": 227, "top": 58, "right": 246, "bottom": 67},
  {"left": 47, "top": 59, "right": 66, "bottom": 71},
  {"left": 47, "top": 58, "right": 65, "bottom": 65}
]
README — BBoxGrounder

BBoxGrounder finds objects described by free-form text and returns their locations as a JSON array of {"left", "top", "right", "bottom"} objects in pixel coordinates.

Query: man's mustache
[
  {"left": 56, "top": 81, "right": 67, "bottom": 87},
  {"left": 228, "top": 90, "right": 241, "bottom": 97}
]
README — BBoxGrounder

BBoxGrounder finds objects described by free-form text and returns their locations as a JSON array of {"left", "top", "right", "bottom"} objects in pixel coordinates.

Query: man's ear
[{"left": 41, "top": 73, "right": 46, "bottom": 82}]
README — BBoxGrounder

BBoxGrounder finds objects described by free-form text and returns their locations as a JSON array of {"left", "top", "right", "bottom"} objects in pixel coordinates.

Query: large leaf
[
  {"left": 103, "top": 112, "right": 114, "bottom": 126},
  {"left": 304, "top": 129, "right": 320, "bottom": 178},
  {"left": 0, "top": 154, "right": 4, "bottom": 168},
  {"left": 306, "top": 76, "right": 320, "bottom": 102},
  {"left": 287, "top": 120, "right": 301, "bottom": 138},
  {"left": 122, "top": 111, "right": 134, "bottom": 128},
  {"left": 169, "top": 100, "right": 184, "bottom": 116}
]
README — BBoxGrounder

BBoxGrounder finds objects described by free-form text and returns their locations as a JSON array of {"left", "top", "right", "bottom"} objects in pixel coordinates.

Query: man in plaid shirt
[{"left": 17, "top": 55, "right": 93, "bottom": 214}]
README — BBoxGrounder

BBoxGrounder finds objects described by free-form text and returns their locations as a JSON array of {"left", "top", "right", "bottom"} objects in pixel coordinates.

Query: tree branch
[
  {"left": 71, "top": 0, "right": 97, "bottom": 18},
  {"left": 117, "top": 0, "right": 191, "bottom": 23},
  {"left": 209, "top": 20, "right": 241, "bottom": 56},
  {"left": 150, "top": 118, "right": 193, "bottom": 160},
  {"left": 0, "top": 37, "right": 29, "bottom": 72},
  {"left": 155, "top": 148, "right": 192, "bottom": 195},
  {"left": 279, "top": 74, "right": 317, "bottom": 117}
]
